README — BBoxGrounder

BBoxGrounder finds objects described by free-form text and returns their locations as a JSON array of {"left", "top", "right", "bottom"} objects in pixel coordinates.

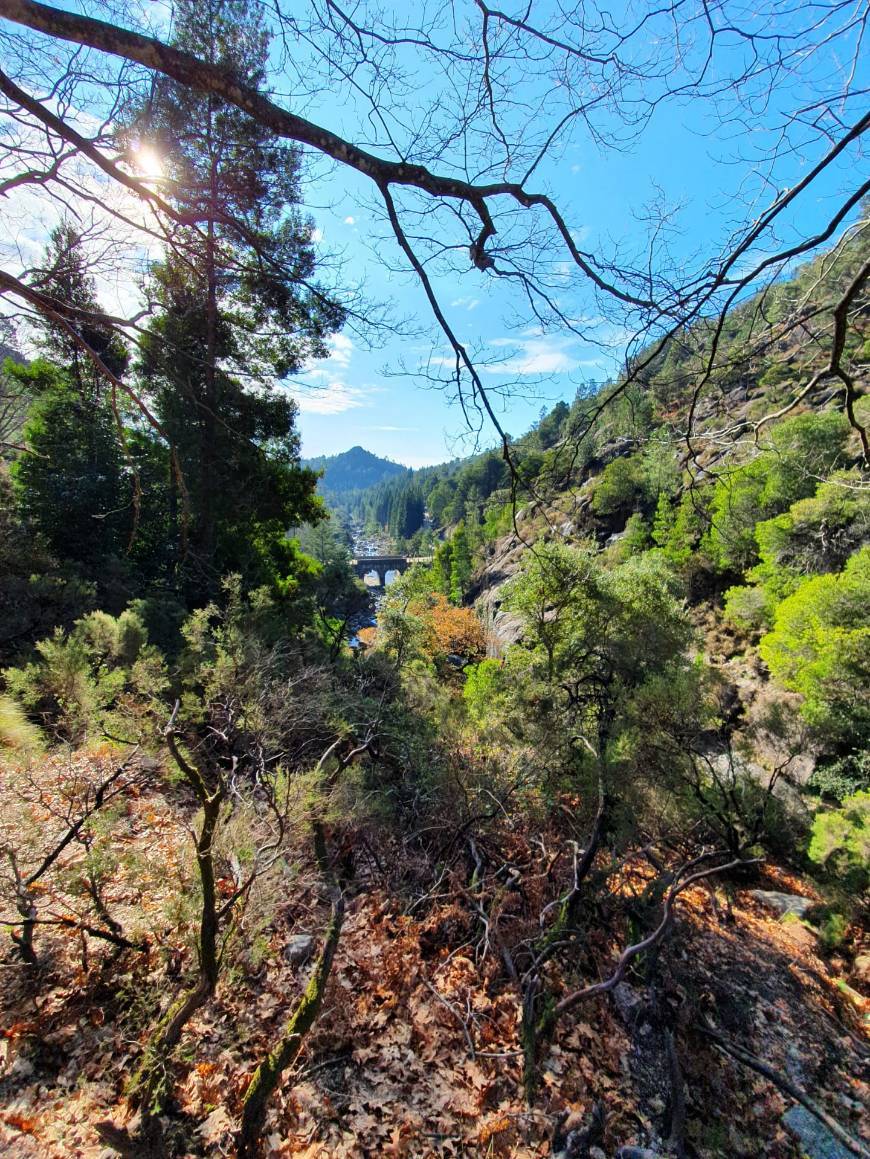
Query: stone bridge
[{"left": 351, "top": 555, "right": 432, "bottom": 586}]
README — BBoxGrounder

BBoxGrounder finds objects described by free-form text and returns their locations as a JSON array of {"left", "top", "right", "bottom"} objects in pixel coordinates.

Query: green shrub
[
  {"left": 760, "top": 547, "right": 870, "bottom": 745},
  {"left": 707, "top": 411, "right": 850, "bottom": 573},
  {"left": 592, "top": 455, "right": 645, "bottom": 516},
  {"left": 817, "top": 910, "right": 849, "bottom": 953},
  {"left": 4, "top": 608, "right": 167, "bottom": 743},
  {"left": 463, "top": 658, "right": 507, "bottom": 726},
  {"left": 723, "top": 584, "right": 773, "bottom": 632},
  {"left": 0, "top": 695, "right": 43, "bottom": 753},
  {"left": 754, "top": 470, "right": 870, "bottom": 578},
  {"left": 808, "top": 751, "right": 870, "bottom": 801},
  {"left": 653, "top": 489, "right": 712, "bottom": 571},
  {"left": 607, "top": 514, "right": 651, "bottom": 563},
  {"left": 482, "top": 502, "right": 513, "bottom": 541},
  {"left": 808, "top": 790, "right": 870, "bottom": 892}
]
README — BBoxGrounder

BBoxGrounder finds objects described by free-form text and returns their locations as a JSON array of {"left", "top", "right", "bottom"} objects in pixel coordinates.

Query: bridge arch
[{"left": 350, "top": 555, "right": 432, "bottom": 586}]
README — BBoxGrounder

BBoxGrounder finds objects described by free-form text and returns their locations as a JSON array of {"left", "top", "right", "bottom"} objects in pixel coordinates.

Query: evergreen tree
[
  {"left": 449, "top": 523, "right": 473, "bottom": 604},
  {"left": 135, "top": 0, "right": 343, "bottom": 602},
  {"left": 14, "top": 227, "right": 138, "bottom": 604},
  {"left": 31, "top": 220, "right": 129, "bottom": 395}
]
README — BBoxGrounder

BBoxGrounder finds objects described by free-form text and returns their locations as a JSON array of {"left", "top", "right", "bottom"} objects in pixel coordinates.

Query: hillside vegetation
[{"left": 304, "top": 446, "right": 411, "bottom": 509}]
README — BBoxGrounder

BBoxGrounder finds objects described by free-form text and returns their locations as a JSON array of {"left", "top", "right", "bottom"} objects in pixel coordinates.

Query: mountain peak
[{"left": 304, "top": 445, "right": 409, "bottom": 496}]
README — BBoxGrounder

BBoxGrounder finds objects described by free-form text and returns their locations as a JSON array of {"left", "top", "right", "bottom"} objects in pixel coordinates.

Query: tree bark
[
  {"left": 127, "top": 760, "right": 221, "bottom": 1115},
  {"left": 237, "top": 822, "right": 344, "bottom": 1158}
]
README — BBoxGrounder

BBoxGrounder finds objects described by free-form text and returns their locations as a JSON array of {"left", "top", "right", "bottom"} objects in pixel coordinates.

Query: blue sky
[
  {"left": 273, "top": 4, "right": 868, "bottom": 468},
  {"left": 1, "top": 2, "right": 864, "bottom": 470}
]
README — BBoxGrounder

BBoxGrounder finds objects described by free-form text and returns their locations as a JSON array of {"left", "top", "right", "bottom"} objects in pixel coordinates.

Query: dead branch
[{"left": 699, "top": 1021, "right": 870, "bottom": 1158}]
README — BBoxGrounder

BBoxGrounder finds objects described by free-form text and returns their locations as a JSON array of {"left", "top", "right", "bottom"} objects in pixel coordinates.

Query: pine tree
[
  {"left": 449, "top": 523, "right": 473, "bottom": 604},
  {"left": 32, "top": 220, "right": 129, "bottom": 397},
  {"left": 135, "top": 0, "right": 343, "bottom": 602},
  {"left": 15, "top": 227, "right": 136, "bottom": 602}
]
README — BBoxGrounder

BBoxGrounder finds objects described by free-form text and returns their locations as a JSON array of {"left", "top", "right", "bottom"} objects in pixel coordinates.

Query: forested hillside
[
  {"left": 0, "top": 2, "right": 868, "bottom": 1158},
  {"left": 304, "top": 446, "right": 410, "bottom": 509}
]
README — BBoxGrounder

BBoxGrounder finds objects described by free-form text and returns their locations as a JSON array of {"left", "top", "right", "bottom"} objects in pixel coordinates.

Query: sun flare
[{"left": 132, "top": 142, "right": 164, "bottom": 180}]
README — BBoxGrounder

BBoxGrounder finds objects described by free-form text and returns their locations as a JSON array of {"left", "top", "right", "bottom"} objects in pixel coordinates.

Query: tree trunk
[
  {"left": 237, "top": 823, "right": 344, "bottom": 1158},
  {"left": 128, "top": 787, "right": 221, "bottom": 1115}
]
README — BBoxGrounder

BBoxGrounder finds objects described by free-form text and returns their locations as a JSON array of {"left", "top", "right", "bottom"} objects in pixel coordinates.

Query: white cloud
[
  {"left": 290, "top": 380, "right": 371, "bottom": 414},
  {"left": 485, "top": 335, "right": 586, "bottom": 376},
  {"left": 305, "top": 332, "right": 353, "bottom": 380},
  {"left": 343, "top": 215, "right": 356, "bottom": 225},
  {"left": 326, "top": 332, "right": 353, "bottom": 366},
  {"left": 311, "top": 227, "right": 324, "bottom": 242},
  {"left": 450, "top": 296, "right": 480, "bottom": 311}
]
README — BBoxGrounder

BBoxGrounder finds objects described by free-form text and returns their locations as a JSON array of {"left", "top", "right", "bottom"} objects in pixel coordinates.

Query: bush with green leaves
[
  {"left": 753, "top": 469, "right": 869, "bottom": 578},
  {"left": 706, "top": 411, "right": 850, "bottom": 573},
  {"left": 4, "top": 608, "right": 167, "bottom": 744},
  {"left": 760, "top": 546, "right": 870, "bottom": 746},
  {"left": 652, "top": 488, "right": 713, "bottom": 573},
  {"left": 723, "top": 582, "right": 774, "bottom": 632},
  {"left": 0, "top": 695, "right": 44, "bottom": 752},
  {"left": 502, "top": 543, "right": 692, "bottom": 767},
  {"left": 463, "top": 658, "right": 508, "bottom": 726},
  {"left": 606, "top": 513, "right": 651, "bottom": 563},
  {"left": 808, "top": 750, "right": 870, "bottom": 802},
  {"left": 808, "top": 790, "right": 870, "bottom": 893},
  {"left": 592, "top": 455, "right": 646, "bottom": 516},
  {"left": 482, "top": 501, "right": 513, "bottom": 542}
]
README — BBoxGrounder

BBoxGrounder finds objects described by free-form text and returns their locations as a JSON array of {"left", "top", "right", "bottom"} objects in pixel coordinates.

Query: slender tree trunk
[
  {"left": 12, "top": 887, "right": 38, "bottom": 968},
  {"left": 128, "top": 786, "right": 221, "bottom": 1115},
  {"left": 237, "top": 823, "right": 344, "bottom": 1158},
  {"left": 190, "top": 87, "right": 220, "bottom": 598},
  {"left": 200, "top": 185, "right": 218, "bottom": 573}
]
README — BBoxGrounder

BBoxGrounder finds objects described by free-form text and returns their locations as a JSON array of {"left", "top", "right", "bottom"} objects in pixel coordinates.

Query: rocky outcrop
[{"left": 469, "top": 493, "right": 599, "bottom": 654}]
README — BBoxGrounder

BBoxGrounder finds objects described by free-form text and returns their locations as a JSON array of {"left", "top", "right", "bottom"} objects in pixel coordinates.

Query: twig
[
  {"left": 554, "top": 855, "right": 759, "bottom": 1017},
  {"left": 420, "top": 974, "right": 477, "bottom": 1059}
]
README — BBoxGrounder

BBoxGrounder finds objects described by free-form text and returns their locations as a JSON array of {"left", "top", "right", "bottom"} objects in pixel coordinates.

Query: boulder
[
  {"left": 283, "top": 934, "right": 315, "bottom": 966},
  {"left": 851, "top": 952, "right": 870, "bottom": 989},
  {"left": 750, "top": 890, "right": 813, "bottom": 919},
  {"left": 782, "top": 1106, "right": 856, "bottom": 1159}
]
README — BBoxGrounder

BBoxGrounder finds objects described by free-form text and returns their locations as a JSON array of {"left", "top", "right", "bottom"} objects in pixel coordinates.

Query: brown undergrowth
[{"left": 0, "top": 751, "right": 867, "bottom": 1157}]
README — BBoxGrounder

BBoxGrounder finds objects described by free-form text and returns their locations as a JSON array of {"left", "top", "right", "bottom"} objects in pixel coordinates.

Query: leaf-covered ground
[{"left": 0, "top": 752, "right": 867, "bottom": 1157}]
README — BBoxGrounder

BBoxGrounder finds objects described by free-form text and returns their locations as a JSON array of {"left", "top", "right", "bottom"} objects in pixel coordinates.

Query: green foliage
[
  {"left": 449, "top": 523, "right": 473, "bottom": 604},
  {"left": 4, "top": 608, "right": 167, "bottom": 743},
  {"left": 607, "top": 513, "right": 651, "bottom": 562},
  {"left": 723, "top": 583, "right": 774, "bottom": 632},
  {"left": 653, "top": 489, "right": 711, "bottom": 571},
  {"left": 808, "top": 750, "right": 870, "bottom": 801},
  {"left": 13, "top": 362, "right": 131, "bottom": 590},
  {"left": 502, "top": 541, "right": 600, "bottom": 682},
  {"left": 131, "top": 0, "right": 342, "bottom": 605},
  {"left": 816, "top": 910, "right": 849, "bottom": 953},
  {"left": 760, "top": 547, "right": 870, "bottom": 745},
  {"left": 0, "top": 695, "right": 43, "bottom": 753},
  {"left": 707, "top": 411, "right": 850, "bottom": 573},
  {"left": 482, "top": 501, "right": 513, "bottom": 542},
  {"left": 503, "top": 543, "right": 692, "bottom": 757},
  {"left": 432, "top": 538, "right": 453, "bottom": 596},
  {"left": 462, "top": 658, "right": 507, "bottom": 726},
  {"left": 592, "top": 455, "right": 645, "bottom": 516},
  {"left": 31, "top": 219, "right": 129, "bottom": 388},
  {"left": 0, "top": 472, "right": 96, "bottom": 664},
  {"left": 808, "top": 790, "right": 870, "bottom": 892},
  {"left": 754, "top": 470, "right": 869, "bottom": 578}
]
